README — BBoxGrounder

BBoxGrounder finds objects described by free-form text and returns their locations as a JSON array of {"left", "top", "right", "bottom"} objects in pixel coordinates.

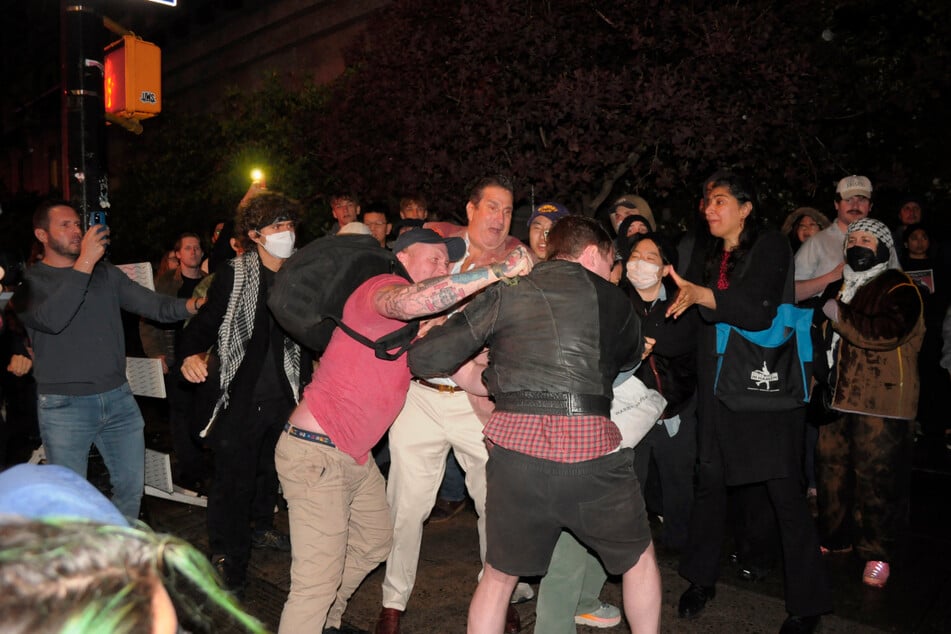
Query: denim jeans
[{"left": 37, "top": 383, "right": 145, "bottom": 520}]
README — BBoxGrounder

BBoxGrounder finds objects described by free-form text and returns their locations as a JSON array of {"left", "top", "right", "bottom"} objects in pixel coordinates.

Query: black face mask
[{"left": 846, "top": 246, "right": 877, "bottom": 272}]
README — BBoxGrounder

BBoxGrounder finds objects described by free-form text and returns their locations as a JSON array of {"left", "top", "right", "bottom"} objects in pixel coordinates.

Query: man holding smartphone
[{"left": 14, "top": 200, "right": 201, "bottom": 520}]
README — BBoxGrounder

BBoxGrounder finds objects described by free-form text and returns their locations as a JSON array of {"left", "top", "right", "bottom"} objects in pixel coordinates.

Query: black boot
[
  {"left": 779, "top": 614, "right": 821, "bottom": 634},
  {"left": 677, "top": 583, "right": 716, "bottom": 619}
]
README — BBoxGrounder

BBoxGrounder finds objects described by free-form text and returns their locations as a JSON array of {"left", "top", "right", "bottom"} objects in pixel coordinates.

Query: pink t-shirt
[{"left": 303, "top": 273, "right": 412, "bottom": 464}]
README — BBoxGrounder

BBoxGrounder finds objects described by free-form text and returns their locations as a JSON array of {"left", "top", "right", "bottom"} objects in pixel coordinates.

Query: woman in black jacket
[
  {"left": 665, "top": 171, "right": 831, "bottom": 634},
  {"left": 623, "top": 232, "right": 700, "bottom": 552}
]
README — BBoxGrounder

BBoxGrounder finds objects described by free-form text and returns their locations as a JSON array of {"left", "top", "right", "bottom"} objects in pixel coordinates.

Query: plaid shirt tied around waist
[{"left": 484, "top": 410, "right": 621, "bottom": 463}]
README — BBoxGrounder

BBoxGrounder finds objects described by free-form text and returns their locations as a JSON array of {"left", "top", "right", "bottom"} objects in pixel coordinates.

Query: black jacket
[
  {"left": 409, "top": 259, "right": 642, "bottom": 403},
  {"left": 628, "top": 276, "right": 700, "bottom": 417},
  {"left": 694, "top": 229, "right": 803, "bottom": 485}
]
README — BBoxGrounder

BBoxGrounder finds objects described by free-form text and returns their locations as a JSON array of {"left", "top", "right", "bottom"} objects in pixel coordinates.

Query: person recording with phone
[{"left": 11, "top": 200, "right": 202, "bottom": 521}]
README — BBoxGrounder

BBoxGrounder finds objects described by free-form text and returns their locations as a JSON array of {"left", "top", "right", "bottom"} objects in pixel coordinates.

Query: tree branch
[{"left": 586, "top": 151, "right": 640, "bottom": 216}]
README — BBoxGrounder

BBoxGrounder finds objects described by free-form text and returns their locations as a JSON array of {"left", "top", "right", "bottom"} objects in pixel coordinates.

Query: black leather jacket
[{"left": 408, "top": 260, "right": 642, "bottom": 408}]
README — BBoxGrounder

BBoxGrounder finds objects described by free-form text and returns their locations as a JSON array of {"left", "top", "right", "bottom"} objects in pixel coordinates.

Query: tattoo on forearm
[
  {"left": 379, "top": 267, "right": 493, "bottom": 319},
  {"left": 452, "top": 268, "right": 491, "bottom": 284}
]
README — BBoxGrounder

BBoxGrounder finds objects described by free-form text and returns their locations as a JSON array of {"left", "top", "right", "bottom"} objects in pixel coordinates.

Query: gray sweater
[{"left": 16, "top": 262, "right": 191, "bottom": 395}]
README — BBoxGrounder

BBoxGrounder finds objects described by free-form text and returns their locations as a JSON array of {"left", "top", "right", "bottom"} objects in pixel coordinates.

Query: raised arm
[{"left": 373, "top": 245, "right": 532, "bottom": 320}]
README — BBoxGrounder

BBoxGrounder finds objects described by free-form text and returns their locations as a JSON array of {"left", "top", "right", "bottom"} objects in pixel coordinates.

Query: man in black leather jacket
[{"left": 409, "top": 216, "right": 661, "bottom": 634}]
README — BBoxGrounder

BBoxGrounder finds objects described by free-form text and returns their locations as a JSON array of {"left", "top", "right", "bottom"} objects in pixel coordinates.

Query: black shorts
[{"left": 485, "top": 445, "right": 650, "bottom": 576}]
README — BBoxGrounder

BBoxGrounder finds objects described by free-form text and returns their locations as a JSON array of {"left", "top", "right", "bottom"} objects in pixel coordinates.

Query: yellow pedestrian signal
[{"left": 104, "top": 35, "right": 161, "bottom": 120}]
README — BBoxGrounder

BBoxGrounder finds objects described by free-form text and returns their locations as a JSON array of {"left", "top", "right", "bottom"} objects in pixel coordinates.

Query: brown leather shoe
[
  {"left": 374, "top": 607, "right": 402, "bottom": 634},
  {"left": 505, "top": 604, "right": 521, "bottom": 634}
]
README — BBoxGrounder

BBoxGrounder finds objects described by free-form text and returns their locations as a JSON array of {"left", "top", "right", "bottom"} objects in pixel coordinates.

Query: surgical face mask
[
  {"left": 626, "top": 258, "right": 662, "bottom": 289},
  {"left": 845, "top": 245, "right": 877, "bottom": 272},
  {"left": 261, "top": 230, "right": 296, "bottom": 259}
]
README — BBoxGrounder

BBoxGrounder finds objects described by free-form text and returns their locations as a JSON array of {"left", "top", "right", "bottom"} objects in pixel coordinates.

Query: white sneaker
[{"left": 510, "top": 581, "right": 535, "bottom": 604}]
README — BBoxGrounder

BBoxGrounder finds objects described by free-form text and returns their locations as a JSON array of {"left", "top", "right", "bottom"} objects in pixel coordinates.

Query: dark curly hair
[{"left": 234, "top": 191, "right": 302, "bottom": 251}]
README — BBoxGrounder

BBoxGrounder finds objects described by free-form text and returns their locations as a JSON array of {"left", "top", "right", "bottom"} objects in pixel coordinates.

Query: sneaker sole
[{"left": 574, "top": 616, "right": 622, "bottom": 628}]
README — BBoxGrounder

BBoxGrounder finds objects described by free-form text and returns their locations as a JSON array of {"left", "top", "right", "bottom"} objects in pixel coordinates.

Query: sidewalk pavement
[{"left": 143, "top": 492, "right": 945, "bottom": 633}]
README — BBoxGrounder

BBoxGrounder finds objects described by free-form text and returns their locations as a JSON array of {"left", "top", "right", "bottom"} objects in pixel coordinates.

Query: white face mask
[
  {"left": 626, "top": 258, "right": 662, "bottom": 289},
  {"left": 261, "top": 230, "right": 296, "bottom": 259}
]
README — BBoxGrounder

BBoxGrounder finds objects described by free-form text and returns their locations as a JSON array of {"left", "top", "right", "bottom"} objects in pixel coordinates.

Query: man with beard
[{"left": 15, "top": 201, "right": 200, "bottom": 520}]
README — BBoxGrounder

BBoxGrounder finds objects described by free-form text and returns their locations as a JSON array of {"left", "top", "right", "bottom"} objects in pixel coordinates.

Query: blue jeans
[{"left": 37, "top": 383, "right": 145, "bottom": 520}]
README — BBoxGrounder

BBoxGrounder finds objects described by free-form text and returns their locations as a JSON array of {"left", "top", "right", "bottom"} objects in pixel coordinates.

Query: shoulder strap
[{"left": 329, "top": 316, "right": 420, "bottom": 361}]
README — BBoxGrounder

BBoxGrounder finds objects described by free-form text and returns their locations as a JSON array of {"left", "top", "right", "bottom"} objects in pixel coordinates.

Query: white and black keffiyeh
[
  {"left": 827, "top": 218, "right": 898, "bottom": 367},
  {"left": 201, "top": 251, "right": 300, "bottom": 436}
]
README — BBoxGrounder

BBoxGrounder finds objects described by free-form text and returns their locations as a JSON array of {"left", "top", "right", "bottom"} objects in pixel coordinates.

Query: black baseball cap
[{"left": 392, "top": 228, "right": 466, "bottom": 262}]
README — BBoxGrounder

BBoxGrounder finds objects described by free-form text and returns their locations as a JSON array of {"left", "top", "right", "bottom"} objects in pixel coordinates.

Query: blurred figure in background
[{"left": 781, "top": 207, "right": 829, "bottom": 253}]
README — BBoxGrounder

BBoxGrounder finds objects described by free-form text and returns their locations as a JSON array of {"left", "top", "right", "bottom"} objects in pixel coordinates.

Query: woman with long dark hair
[{"left": 666, "top": 171, "right": 831, "bottom": 634}]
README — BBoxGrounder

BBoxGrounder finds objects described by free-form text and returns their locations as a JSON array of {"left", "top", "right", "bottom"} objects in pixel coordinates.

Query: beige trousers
[
  {"left": 276, "top": 431, "right": 393, "bottom": 632},
  {"left": 381, "top": 381, "right": 488, "bottom": 610}
]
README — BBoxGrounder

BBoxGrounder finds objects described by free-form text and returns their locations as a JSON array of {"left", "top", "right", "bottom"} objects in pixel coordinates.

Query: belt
[
  {"left": 284, "top": 423, "right": 335, "bottom": 448},
  {"left": 494, "top": 391, "right": 611, "bottom": 417},
  {"left": 413, "top": 378, "right": 465, "bottom": 394}
]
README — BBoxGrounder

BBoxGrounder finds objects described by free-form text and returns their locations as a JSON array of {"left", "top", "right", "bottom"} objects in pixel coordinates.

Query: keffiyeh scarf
[{"left": 201, "top": 251, "right": 300, "bottom": 436}]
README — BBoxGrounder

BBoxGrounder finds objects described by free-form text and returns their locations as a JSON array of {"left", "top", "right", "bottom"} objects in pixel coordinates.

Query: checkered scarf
[
  {"left": 203, "top": 251, "right": 300, "bottom": 435},
  {"left": 840, "top": 218, "right": 896, "bottom": 304}
]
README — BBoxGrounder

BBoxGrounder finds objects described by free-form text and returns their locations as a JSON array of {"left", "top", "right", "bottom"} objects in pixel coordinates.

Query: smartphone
[{"left": 90, "top": 210, "right": 108, "bottom": 226}]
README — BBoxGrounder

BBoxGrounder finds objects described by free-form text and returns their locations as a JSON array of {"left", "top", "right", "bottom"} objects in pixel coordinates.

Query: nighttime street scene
[{"left": 0, "top": 1, "right": 950, "bottom": 632}]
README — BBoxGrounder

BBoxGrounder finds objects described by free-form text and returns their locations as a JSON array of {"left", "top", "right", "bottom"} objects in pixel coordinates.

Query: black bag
[
  {"left": 268, "top": 234, "right": 419, "bottom": 359},
  {"left": 806, "top": 319, "right": 843, "bottom": 426},
  {"left": 806, "top": 379, "right": 841, "bottom": 426},
  {"left": 713, "top": 304, "right": 813, "bottom": 412}
]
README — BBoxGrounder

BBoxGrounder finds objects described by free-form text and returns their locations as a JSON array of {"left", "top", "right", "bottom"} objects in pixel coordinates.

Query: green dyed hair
[{"left": 0, "top": 519, "right": 268, "bottom": 634}]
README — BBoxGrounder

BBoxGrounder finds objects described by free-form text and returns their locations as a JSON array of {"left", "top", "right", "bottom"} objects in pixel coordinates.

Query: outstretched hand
[{"left": 665, "top": 268, "right": 712, "bottom": 319}]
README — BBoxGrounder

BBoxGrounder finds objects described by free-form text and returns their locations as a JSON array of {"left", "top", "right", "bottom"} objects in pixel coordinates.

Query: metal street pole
[{"left": 63, "top": 0, "right": 108, "bottom": 230}]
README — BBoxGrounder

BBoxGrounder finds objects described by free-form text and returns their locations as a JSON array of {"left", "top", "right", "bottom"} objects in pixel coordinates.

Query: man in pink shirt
[{"left": 274, "top": 228, "right": 532, "bottom": 633}]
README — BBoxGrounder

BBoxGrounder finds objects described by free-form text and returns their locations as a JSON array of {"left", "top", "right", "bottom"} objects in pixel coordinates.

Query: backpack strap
[{"left": 328, "top": 316, "right": 420, "bottom": 361}]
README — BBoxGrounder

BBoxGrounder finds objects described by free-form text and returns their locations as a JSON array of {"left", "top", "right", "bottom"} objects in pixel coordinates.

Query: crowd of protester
[{"left": 0, "top": 169, "right": 948, "bottom": 634}]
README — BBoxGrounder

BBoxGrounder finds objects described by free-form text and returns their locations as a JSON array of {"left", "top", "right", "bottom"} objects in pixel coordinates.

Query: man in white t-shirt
[{"left": 795, "top": 175, "right": 874, "bottom": 301}]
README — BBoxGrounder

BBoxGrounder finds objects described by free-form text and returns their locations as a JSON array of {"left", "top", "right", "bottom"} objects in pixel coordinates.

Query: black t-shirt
[{"left": 177, "top": 275, "right": 201, "bottom": 300}]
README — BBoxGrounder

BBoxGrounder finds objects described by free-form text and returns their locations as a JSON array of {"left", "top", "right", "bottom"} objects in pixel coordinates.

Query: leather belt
[
  {"left": 495, "top": 391, "right": 611, "bottom": 417},
  {"left": 284, "top": 423, "right": 335, "bottom": 447},
  {"left": 413, "top": 378, "right": 465, "bottom": 394}
]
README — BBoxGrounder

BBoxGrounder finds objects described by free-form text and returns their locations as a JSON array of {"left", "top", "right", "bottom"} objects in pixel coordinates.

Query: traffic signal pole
[{"left": 63, "top": 0, "right": 108, "bottom": 229}]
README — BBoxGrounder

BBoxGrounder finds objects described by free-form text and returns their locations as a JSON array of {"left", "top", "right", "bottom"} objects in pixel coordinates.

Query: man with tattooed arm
[{"left": 274, "top": 228, "right": 532, "bottom": 633}]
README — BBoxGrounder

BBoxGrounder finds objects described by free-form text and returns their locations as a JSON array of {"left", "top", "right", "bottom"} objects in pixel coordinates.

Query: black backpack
[{"left": 268, "top": 234, "right": 419, "bottom": 360}]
